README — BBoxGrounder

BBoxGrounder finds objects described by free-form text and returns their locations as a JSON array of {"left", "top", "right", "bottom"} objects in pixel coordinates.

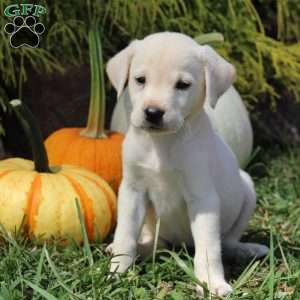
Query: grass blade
[
  {"left": 35, "top": 244, "right": 46, "bottom": 285},
  {"left": 152, "top": 217, "right": 161, "bottom": 266},
  {"left": 234, "top": 259, "right": 260, "bottom": 289},
  {"left": 163, "top": 250, "right": 199, "bottom": 284},
  {"left": 44, "top": 247, "right": 81, "bottom": 299},
  {"left": 23, "top": 280, "right": 58, "bottom": 300},
  {"left": 75, "top": 198, "right": 94, "bottom": 266},
  {"left": 75, "top": 198, "right": 96, "bottom": 299},
  {"left": 268, "top": 231, "right": 275, "bottom": 299}
]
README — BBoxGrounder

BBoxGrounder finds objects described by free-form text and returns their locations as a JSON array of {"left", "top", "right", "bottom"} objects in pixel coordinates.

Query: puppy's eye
[
  {"left": 135, "top": 76, "right": 146, "bottom": 85},
  {"left": 175, "top": 80, "right": 191, "bottom": 90}
]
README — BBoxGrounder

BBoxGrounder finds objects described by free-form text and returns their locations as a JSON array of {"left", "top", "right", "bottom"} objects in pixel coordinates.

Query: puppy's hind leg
[{"left": 223, "top": 170, "right": 269, "bottom": 259}]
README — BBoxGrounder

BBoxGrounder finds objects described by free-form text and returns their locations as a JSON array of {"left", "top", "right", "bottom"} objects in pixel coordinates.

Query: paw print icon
[{"left": 4, "top": 16, "right": 45, "bottom": 48}]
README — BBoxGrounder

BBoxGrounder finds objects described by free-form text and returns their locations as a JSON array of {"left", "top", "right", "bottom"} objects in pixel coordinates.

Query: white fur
[{"left": 106, "top": 32, "right": 268, "bottom": 297}]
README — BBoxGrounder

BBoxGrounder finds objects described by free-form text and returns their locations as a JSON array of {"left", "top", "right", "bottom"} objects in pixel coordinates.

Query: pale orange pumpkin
[
  {"left": 45, "top": 27, "right": 123, "bottom": 193},
  {"left": 0, "top": 100, "right": 116, "bottom": 243}
]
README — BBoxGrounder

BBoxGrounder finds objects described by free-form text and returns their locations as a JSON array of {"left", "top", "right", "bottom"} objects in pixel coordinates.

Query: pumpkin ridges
[
  {"left": 81, "top": 174, "right": 116, "bottom": 233},
  {"left": 37, "top": 173, "right": 64, "bottom": 239},
  {"left": 0, "top": 170, "right": 13, "bottom": 179},
  {"left": 60, "top": 166, "right": 117, "bottom": 237},
  {"left": 0, "top": 161, "right": 116, "bottom": 243},
  {"left": 0, "top": 169, "right": 36, "bottom": 233},
  {"left": 63, "top": 174, "right": 95, "bottom": 241},
  {"left": 26, "top": 174, "right": 42, "bottom": 233},
  {"left": 79, "top": 175, "right": 111, "bottom": 237}
]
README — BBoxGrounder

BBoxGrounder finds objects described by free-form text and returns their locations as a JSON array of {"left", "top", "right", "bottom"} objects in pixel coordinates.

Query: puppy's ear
[
  {"left": 198, "top": 45, "right": 236, "bottom": 108},
  {"left": 106, "top": 40, "right": 139, "bottom": 97}
]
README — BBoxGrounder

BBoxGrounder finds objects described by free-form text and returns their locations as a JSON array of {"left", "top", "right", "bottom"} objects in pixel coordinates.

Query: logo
[{"left": 3, "top": 4, "right": 46, "bottom": 48}]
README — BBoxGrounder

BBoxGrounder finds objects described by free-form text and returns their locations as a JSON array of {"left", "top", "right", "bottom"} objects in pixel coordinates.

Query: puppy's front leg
[
  {"left": 187, "top": 190, "right": 232, "bottom": 296},
  {"left": 110, "top": 179, "right": 147, "bottom": 273}
]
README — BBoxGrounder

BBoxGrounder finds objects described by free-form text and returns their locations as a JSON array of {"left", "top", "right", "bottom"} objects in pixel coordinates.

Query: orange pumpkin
[
  {"left": 0, "top": 100, "right": 117, "bottom": 243},
  {"left": 45, "top": 129, "right": 123, "bottom": 193},
  {"left": 45, "top": 27, "right": 123, "bottom": 193}
]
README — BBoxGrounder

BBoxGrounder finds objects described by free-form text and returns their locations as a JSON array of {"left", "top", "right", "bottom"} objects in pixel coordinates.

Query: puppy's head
[{"left": 107, "top": 32, "right": 235, "bottom": 134}]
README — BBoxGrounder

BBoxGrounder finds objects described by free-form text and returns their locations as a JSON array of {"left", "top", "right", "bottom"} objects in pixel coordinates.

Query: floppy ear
[
  {"left": 106, "top": 40, "right": 139, "bottom": 98},
  {"left": 199, "top": 45, "right": 236, "bottom": 108}
]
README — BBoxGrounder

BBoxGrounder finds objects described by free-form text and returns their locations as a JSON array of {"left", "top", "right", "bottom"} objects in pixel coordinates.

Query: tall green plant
[{"left": 0, "top": 0, "right": 299, "bottom": 120}]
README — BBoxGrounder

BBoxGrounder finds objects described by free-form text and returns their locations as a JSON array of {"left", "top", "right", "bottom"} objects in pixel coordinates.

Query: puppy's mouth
[
  {"left": 147, "top": 123, "right": 163, "bottom": 131},
  {"left": 142, "top": 124, "right": 165, "bottom": 132},
  {"left": 133, "top": 122, "right": 182, "bottom": 135},
  {"left": 131, "top": 121, "right": 165, "bottom": 133}
]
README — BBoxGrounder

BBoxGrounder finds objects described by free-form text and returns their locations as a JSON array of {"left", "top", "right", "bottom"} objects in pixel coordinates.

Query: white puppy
[{"left": 106, "top": 32, "right": 268, "bottom": 296}]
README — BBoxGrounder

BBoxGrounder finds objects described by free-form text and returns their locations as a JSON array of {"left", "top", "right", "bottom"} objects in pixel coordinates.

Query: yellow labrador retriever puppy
[{"left": 106, "top": 32, "right": 268, "bottom": 296}]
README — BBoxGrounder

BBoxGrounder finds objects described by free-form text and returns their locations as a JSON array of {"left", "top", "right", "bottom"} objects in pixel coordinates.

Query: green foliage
[
  {"left": 0, "top": 1, "right": 299, "bottom": 115},
  {"left": 276, "top": 0, "right": 300, "bottom": 42}
]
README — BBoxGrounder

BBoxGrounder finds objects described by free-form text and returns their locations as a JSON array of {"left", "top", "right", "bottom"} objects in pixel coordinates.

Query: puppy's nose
[{"left": 144, "top": 106, "right": 165, "bottom": 125}]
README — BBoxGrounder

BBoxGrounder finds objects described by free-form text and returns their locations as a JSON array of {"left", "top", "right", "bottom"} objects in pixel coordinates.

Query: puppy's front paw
[
  {"left": 105, "top": 242, "right": 114, "bottom": 254},
  {"left": 106, "top": 242, "right": 136, "bottom": 275},
  {"left": 110, "top": 254, "right": 134, "bottom": 274},
  {"left": 197, "top": 280, "right": 233, "bottom": 297}
]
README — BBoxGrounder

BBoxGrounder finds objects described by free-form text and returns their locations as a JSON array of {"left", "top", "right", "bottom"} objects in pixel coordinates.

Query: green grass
[{"left": 0, "top": 148, "right": 300, "bottom": 299}]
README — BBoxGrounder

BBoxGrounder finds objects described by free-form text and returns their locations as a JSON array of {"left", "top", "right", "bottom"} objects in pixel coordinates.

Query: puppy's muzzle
[{"left": 144, "top": 106, "right": 165, "bottom": 127}]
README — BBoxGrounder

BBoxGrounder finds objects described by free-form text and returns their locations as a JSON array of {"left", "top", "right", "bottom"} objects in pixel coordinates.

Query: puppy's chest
[
  {"left": 142, "top": 169, "right": 185, "bottom": 217},
  {"left": 124, "top": 131, "right": 184, "bottom": 172},
  {"left": 142, "top": 168, "right": 193, "bottom": 245}
]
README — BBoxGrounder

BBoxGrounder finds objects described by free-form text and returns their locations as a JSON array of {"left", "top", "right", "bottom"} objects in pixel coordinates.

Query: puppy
[{"left": 106, "top": 32, "right": 268, "bottom": 296}]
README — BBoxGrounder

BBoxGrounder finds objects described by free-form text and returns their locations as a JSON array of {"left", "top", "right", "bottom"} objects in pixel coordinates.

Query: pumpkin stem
[
  {"left": 81, "top": 25, "right": 107, "bottom": 139},
  {"left": 10, "top": 99, "right": 51, "bottom": 173}
]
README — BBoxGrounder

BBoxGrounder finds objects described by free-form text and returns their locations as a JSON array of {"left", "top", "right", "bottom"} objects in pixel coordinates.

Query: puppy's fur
[{"left": 106, "top": 32, "right": 268, "bottom": 296}]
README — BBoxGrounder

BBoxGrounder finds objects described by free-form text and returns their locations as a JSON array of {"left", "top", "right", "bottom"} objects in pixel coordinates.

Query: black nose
[{"left": 144, "top": 107, "right": 165, "bottom": 125}]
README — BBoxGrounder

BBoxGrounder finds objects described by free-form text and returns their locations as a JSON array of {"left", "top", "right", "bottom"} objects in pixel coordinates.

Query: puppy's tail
[{"left": 239, "top": 170, "right": 256, "bottom": 206}]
